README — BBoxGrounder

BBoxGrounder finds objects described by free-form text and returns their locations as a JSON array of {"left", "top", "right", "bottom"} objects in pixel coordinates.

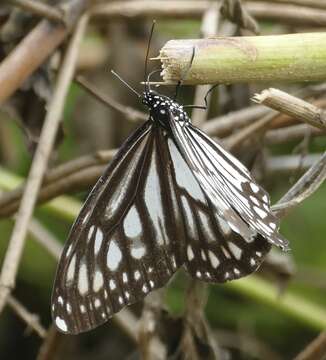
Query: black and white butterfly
[{"left": 51, "top": 32, "right": 289, "bottom": 335}]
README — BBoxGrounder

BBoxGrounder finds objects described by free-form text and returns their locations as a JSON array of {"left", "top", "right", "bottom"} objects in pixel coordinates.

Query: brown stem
[{"left": 0, "top": 13, "right": 89, "bottom": 313}]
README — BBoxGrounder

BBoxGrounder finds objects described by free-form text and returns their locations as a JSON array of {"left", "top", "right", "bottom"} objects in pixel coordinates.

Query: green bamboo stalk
[
  {"left": 159, "top": 32, "right": 326, "bottom": 84},
  {"left": 1, "top": 167, "right": 326, "bottom": 330}
]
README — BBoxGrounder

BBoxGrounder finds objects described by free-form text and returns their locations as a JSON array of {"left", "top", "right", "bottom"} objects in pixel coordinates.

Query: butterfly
[{"left": 51, "top": 29, "right": 289, "bottom": 335}]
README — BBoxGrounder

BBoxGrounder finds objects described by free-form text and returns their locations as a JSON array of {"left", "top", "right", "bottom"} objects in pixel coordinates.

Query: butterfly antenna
[
  {"left": 147, "top": 69, "right": 161, "bottom": 84},
  {"left": 144, "top": 20, "right": 156, "bottom": 93},
  {"left": 111, "top": 70, "right": 141, "bottom": 97}
]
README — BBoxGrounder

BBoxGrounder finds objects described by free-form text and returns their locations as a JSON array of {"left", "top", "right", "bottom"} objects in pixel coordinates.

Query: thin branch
[
  {"left": 7, "top": 295, "right": 47, "bottom": 338},
  {"left": 272, "top": 151, "right": 326, "bottom": 218},
  {"left": 266, "top": 154, "right": 322, "bottom": 175},
  {"left": 28, "top": 219, "right": 62, "bottom": 259},
  {"left": 9, "top": 0, "right": 64, "bottom": 23},
  {"left": 294, "top": 331, "right": 326, "bottom": 360},
  {"left": 223, "top": 111, "right": 277, "bottom": 151},
  {"left": 76, "top": 75, "right": 147, "bottom": 123},
  {"left": 203, "top": 105, "right": 268, "bottom": 137},
  {"left": 0, "top": 13, "right": 89, "bottom": 313},
  {"left": 90, "top": 1, "right": 326, "bottom": 28},
  {"left": 250, "top": 0, "right": 326, "bottom": 10},
  {"left": 36, "top": 326, "right": 63, "bottom": 360},
  {"left": 265, "top": 124, "right": 324, "bottom": 146},
  {"left": 0, "top": 150, "right": 116, "bottom": 218},
  {"left": 0, "top": 0, "right": 88, "bottom": 104},
  {"left": 253, "top": 88, "right": 326, "bottom": 131},
  {"left": 221, "top": 0, "right": 259, "bottom": 34}
]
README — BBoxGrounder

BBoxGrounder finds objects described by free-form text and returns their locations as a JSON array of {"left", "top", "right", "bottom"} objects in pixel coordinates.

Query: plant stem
[
  {"left": 226, "top": 276, "right": 326, "bottom": 331},
  {"left": 159, "top": 33, "right": 326, "bottom": 84},
  {"left": 0, "top": 167, "right": 80, "bottom": 221}
]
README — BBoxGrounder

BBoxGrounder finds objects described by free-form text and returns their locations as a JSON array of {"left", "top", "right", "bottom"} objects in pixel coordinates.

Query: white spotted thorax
[
  {"left": 51, "top": 85, "right": 289, "bottom": 335},
  {"left": 142, "top": 90, "right": 190, "bottom": 126}
]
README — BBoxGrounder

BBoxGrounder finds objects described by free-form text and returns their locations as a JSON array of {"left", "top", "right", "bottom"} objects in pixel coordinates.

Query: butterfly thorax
[{"left": 142, "top": 90, "right": 189, "bottom": 127}]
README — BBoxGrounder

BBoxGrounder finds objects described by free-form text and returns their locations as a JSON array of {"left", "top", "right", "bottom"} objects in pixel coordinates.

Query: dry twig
[
  {"left": 0, "top": 0, "right": 88, "bottom": 104},
  {"left": 272, "top": 152, "right": 326, "bottom": 218},
  {"left": 7, "top": 295, "right": 47, "bottom": 338},
  {"left": 253, "top": 88, "right": 326, "bottom": 131},
  {"left": 9, "top": 0, "right": 64, "bottom": 23},
  {"left": 294, "top": 331, "right": 326, "bottom": 360},
  {"left": 90, "top": 1, "right": 326, "bottom": 28},
  {"left": 76, "top": 75, "right": 147, "bottom": 122},
  {"left": 221, "top": 0, "right": 259, "bottom": 34},
  {"left": 0, "top": 13, "right": 89, "bottom": 313}
]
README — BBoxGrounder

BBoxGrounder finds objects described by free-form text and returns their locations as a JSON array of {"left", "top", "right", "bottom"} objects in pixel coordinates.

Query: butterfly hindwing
[{"left": 167, "top": 138, "right": 271, "bottom": 282}]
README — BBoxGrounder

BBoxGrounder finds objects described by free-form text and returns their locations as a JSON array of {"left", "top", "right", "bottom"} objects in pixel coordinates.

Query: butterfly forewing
[{"left": 52, "top": 122, "right": 186, "bottom": 334}]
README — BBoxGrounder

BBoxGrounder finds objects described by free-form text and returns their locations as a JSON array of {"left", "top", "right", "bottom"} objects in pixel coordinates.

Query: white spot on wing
[
  {"left": 78, "top": 263, "right": 89, "bottom": 295},
  {"left": 82, "top": 211, "right": 90, "bottom": 224},
  {"left": 94, "top": 298, "right": 101, "bottom": 308},
  {"left": 168, "top": 139, "right": 205, "bottom": 202},
  {"left": 233, "top": 268, "right": 240, "bottom": 275},
  {"left": 66, "top": 255, "right": 76, "bottom": 284},
  {"left": 94, "top": 227, "right": 103, "bottom": 255},
  {"left": 66, "top": 244, "right": 72, "bottom": 257},
  {"left": 218, "top": 217, "right": 232, "bottom": 236},
  {"left": 93, "top": 270, "right": 104, "bottom": 292},
  {"left": 131, "top": 246, "right": 146, "bottom": 259},
  {"left": 198, "top": 210, "right": 216, "bottom": 242},
  {"left": 201, "top": 250, "right": 207, "bottom": 261},
  {"left": 250, "top": 183, "right": 260, "bottom": 193},
  {"left": 107, "top": 240, "right": 122, "bottom": 270},
  {"left": 187, "top": 245, "right": 194, "bottom": 261},
  {"left": 122, "top": 272, "right": 128, "bottom": 283},
  {"left": 134, "top": 270, "right": 141, "bottom": 280},
  {"left": 88, "top": 225, "right": 95, "bottom": 242},
  {"left": 181, "top": 196, "right": 197, "bottom": 238},
  {"left": 144, "top": 149, "right": 168, "bottom": 245},
  {"left": 124, "top": 206, "right": 142, "bottom": 238},
  {"left": 105, "top": 154, "right": 143, "bottom": 218},
  {"left": 208, "top": 251, "right": 220, "bottom": 268},
  {"left": 109, "top": 279, "right": 116, "bottom": 290},
  {"left": 66, "top": 303, "right": 72, "bottom": 314},
  {"left": 228, "top": 243, "right": 243, "bottom": 260},
  {"left": 250, "top": 195, "right": 260, "bottom": 206},
  {"left": 270, "top": 222, "right": 277, "bottom": 230},
  {"left": 254, "top": 206, "right": 268, "bottom": 219},
  {"left": 55, "top": 316, "right": 68, "bottom": 332}
]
